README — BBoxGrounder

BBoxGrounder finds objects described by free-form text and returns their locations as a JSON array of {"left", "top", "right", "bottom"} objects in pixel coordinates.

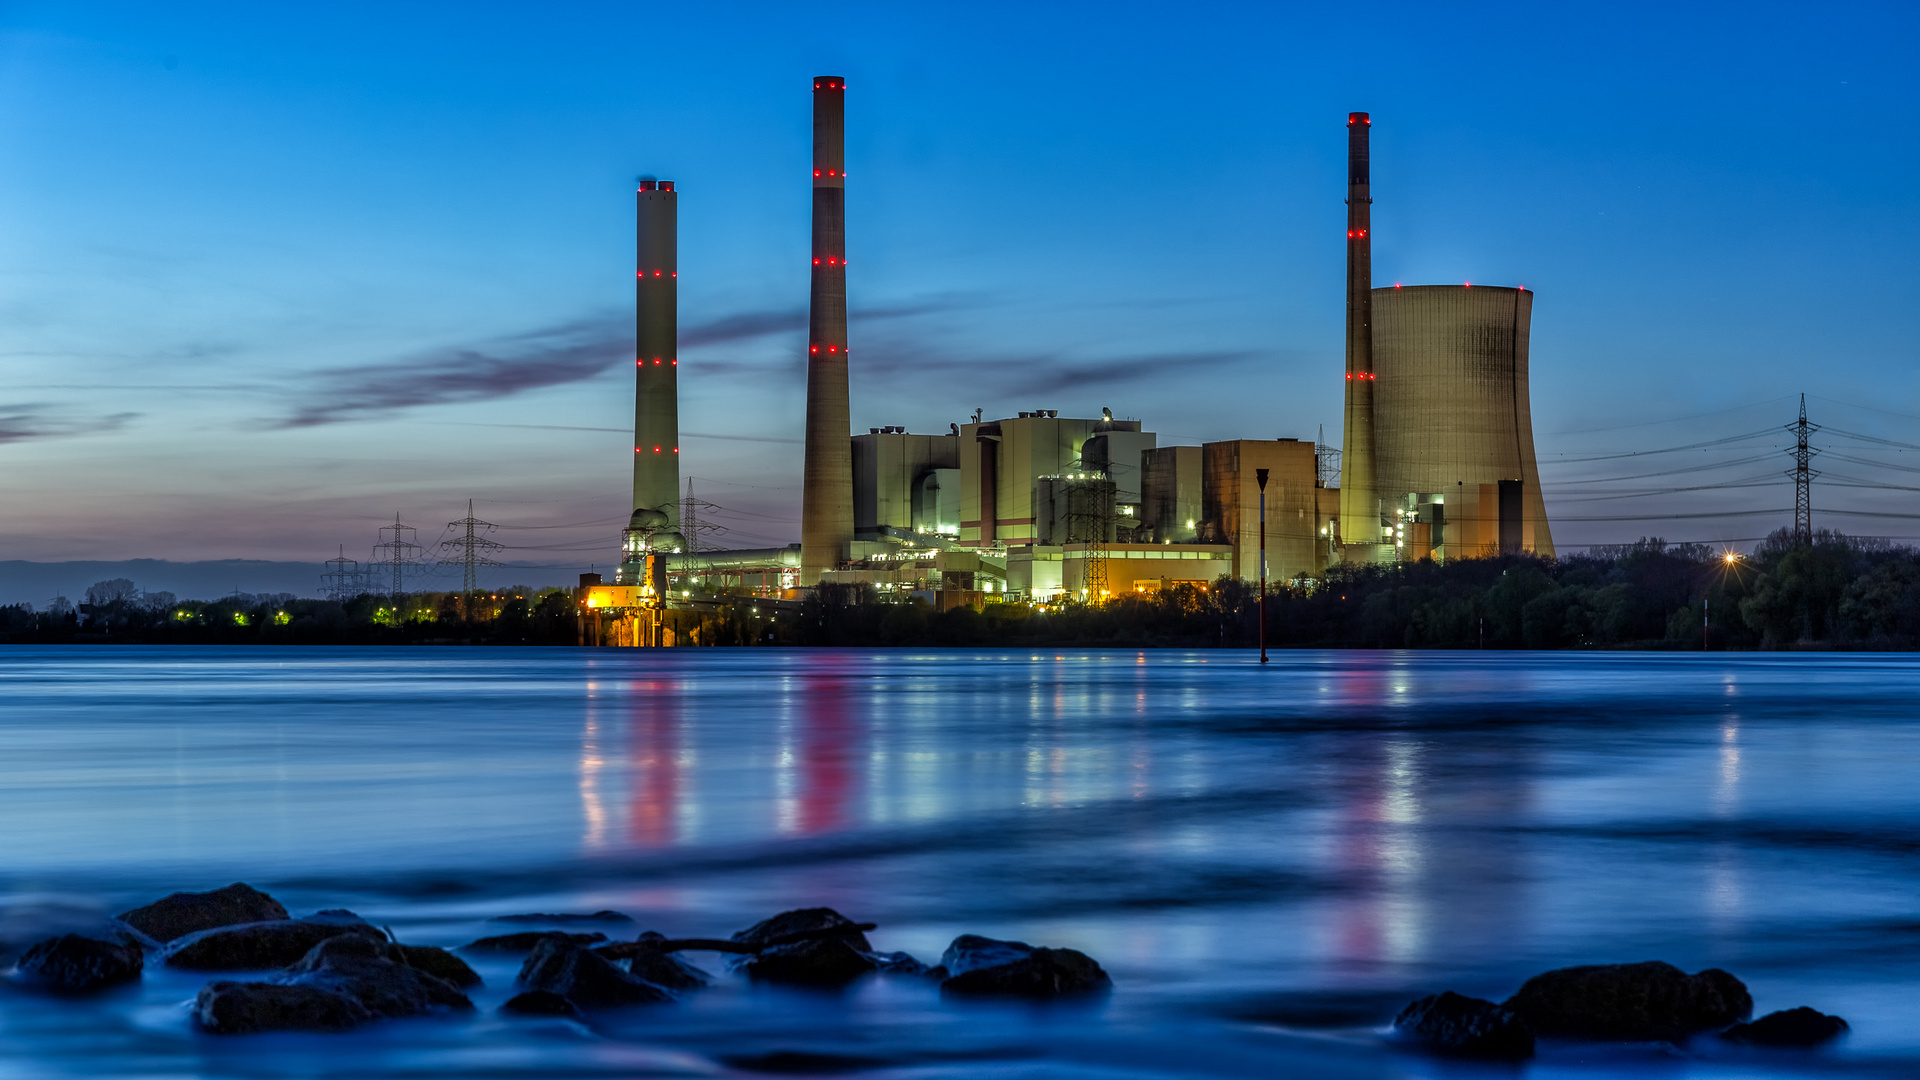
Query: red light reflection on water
[
  {"left": 626, "top": 680, "right": 681, "bottom": 847},
  {"left": 794, "top": 670, "right": 857, "bottom": 836}
]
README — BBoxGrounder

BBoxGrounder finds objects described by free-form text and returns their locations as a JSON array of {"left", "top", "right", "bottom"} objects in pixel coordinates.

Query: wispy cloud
[
  {"left": 279, "top": 318, "right": 627, "bottom": 428},
  {"left": 273, "top": 295, "right": 987, "bottom": 427},
  {"left": 0, "top": 406, "right": 138, "bottom": 444}
]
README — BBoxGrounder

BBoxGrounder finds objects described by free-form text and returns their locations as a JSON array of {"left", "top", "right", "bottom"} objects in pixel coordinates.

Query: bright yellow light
[{"left": 1723, "top": 553, "right": 1739, "bottom": 564}]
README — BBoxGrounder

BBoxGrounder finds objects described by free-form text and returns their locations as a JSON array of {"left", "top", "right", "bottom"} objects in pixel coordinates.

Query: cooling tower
[
  {"left": 633, "top": 179, "right": 679, "bottom": 527},
  {"left": 800, "top": 75, "right": 853, "bottom": 583},
  {"left": 1371, "top": 285, "right": 1555, "bottom": 558}
]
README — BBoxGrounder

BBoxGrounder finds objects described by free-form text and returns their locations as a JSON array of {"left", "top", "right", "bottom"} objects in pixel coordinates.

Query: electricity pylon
[
  {"left": 372, "top": 514, "right": 425, "bottom": 603},
  {"left": 1787, "top": 394, "right": 1819, "bottom": 546},
  {"left": 437, "top": 499, "right": 504, "bottom": 619},
  {"left": 321, "top": 545, "right": 362, "bottom": 601}
]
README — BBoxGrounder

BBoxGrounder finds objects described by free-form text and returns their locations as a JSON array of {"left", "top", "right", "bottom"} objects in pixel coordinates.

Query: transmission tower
[
  {"left": 437, "top": 499, "right": 504, "bottom": 619},
  {"left": 1787, "top": 393, "right": 1819, "bottom": 545},
  {"left": 1315, "top": 423, "right": 1341, "bottom": 488},
  {"left": 372, "top": 514, "right": 425, "bottom": 603},
  {"left": 1066, "top": 472, "right": 1113, "bottom": 603},
  {"left": 321, "top": 545, "right": 362, "bottom": 601},
  {"left": 680, "top": 479, "right": 728, "bottom": 556}
]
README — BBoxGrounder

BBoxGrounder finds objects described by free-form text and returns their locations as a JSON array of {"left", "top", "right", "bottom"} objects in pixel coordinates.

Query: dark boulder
[
  {"left": 1393, "top": 992, "right": 1535, "bottom": 1059},
  {"left": 491, "top": 911, "right": 632, "bottom": 925},
  {"left": 518, "top": 935, "right": 674, "bottom": 1008},
  {"left": 1503, "top": 961, "right": 1751, "bottom": 1042},
  {"left": 738, "top": 936, "right": 879, "bottom": 988},
  {"left": 16, "top": 934, "right": 144, "bottom": 993},
  {"left": 393, "top": 944, "right": 482, "bottom": 989},
  {"left": 731, "top": 908, "right": 872, "bottom": 952},
  {"left": 194, "top": 980, "right": 371, "bottom": 1034},
  {"left": 165, "top": 919, "right": 384, "bottom": 970},
  {"left": 606, "top": 934, "right": 709, "bottom": 991},
  {"left": 1721, "top": 1007, "right": 1849, "bottom": 1047},
  {"left": 275, "top": 935, "right": 473, "bottom": 1021},
  {"left": 304, "top": 909, "right": 370, "bottom": 926},
  {"left": 937, "top": 935, "right": 1111, "bottom": 1000},
  {"left": 870, "top": 950, "right": 933, "bottom": 977},
  {"left": 462, "top": 930, "right": 606, "bottom": 952},
  {"left": 119, "top": 883, "right": 287, "bottom": 944},
  {"left": 502, "top": 990, "right": 580, "bottom": 1018}
]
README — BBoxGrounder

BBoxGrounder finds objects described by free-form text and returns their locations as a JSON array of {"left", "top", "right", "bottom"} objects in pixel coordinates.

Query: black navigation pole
[{"left": 1257, "top": 468, "right": 1269, "bottom": 664}]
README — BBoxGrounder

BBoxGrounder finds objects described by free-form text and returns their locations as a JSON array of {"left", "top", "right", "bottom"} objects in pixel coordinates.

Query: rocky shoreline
[{"left": 7, "top": 881, "right": 1851, "bottom": 1058}]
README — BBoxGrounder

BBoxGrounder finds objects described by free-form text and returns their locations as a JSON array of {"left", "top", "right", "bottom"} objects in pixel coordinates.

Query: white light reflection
[
  {"left": 1714, "top": 719, "right": 1740, "bottom": 819},
  {"left": 580, "top": 689, "right": 607, "bottom": 849}
]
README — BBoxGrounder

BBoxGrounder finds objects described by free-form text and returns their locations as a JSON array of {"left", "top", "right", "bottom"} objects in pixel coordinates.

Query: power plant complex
[{"left": 583, "top": 84, "right": 1553, "bottom": 639}]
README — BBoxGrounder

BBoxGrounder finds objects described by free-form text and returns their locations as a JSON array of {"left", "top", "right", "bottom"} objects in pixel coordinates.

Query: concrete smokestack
[
  {"left": 801, "top": 75, "right": 853, "bottom": 583},
  {"left": 1338, "top": 111, "right": 1377, "bottom": 551},
  {"left": 633, "top": 179, "right": 680, "bottom": 527}
]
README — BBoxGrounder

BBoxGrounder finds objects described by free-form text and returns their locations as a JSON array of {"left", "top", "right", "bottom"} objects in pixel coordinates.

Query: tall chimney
[
  {"left": 633, "top": 179, "right": 680, "bottom": 527},
  {"left": 801, "top": 75, "right": 853, "bottom": 583},
  {"left": 1338, "top": 112, "right": 1377, "bottom": 550}
]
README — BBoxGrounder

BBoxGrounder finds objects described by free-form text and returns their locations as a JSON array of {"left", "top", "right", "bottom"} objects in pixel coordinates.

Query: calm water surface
[{"left": 1, "top": 646, "right": 1916, "bottom": 1078}]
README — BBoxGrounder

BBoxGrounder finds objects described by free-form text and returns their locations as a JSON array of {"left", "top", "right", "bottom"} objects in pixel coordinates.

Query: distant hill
[{"left": 0, "top": 559, "right": 589, "bottom": 607}]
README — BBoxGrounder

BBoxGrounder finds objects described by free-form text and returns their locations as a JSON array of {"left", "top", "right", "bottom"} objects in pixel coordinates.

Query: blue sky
[{"left": 1, "top": 1, "right": 1915, "bottom": 569}]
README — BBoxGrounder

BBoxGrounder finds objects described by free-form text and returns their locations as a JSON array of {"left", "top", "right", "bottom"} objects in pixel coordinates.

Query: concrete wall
[
  {"left": 851, "top": 431, "right": 960, "bottom": 536},
  {"left": 1370, "top": 285, "right": 1554, "bottom": 558},
  {"left": 1201, "top": 439, "right": 1322, "bottom": 583},
  {"left": 959, "top": 414, "right": 1103, "bottom": 546},
  {"left": 1143, "top": 446, "right": 1203, "bottom": 543}
]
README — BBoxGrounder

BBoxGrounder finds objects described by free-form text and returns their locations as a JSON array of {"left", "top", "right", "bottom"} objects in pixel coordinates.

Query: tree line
[{"left": 5, "top": 528, "right": 1916, "bottom": 649}]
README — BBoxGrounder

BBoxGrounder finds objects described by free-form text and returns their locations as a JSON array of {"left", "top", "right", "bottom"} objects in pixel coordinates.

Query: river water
[{"left": 0, "top": 646, "right": 1915, "bottom": 1078}]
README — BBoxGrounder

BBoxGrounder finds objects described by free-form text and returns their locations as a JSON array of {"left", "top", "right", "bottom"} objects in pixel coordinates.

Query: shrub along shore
[{"left": 6, "top": 529, "right": 1917, "bottom": 650}]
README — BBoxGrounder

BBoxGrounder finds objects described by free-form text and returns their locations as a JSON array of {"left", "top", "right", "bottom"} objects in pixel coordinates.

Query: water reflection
[{"left": 627, "top": 679, "right": 683, "bottom": 846}]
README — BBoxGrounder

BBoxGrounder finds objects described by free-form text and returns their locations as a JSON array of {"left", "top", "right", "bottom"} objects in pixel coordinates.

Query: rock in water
[
  {"left": 937, "top": 935, "right": 1111, "bottom": 1000},
  {"left": 518, "top": 935, "right": 674, "bottom": 1008},
  {"left": 462, "top": 931, "right": 607, "bottom": 952},
  {"left": 1502, "top": 961, "right": 1751, "bottom": 1042},
  {"left": 730, "top": 908, "right": 873, "bottom": 951},
  {"left": 16, "top": 934, "right": 144, "bottom": 993},
  {"left": 195, "top": 980, "right": 371, "bottom": 1034},
  {"left": 612, "top": 934, "right": 710, "bottom": 991},
  {"left": 502, "top": 990, "right": 581, "bottom": 1018},
  {"left": 870, "top": 950, "right": 932, "bottom": 977},
  {"left": 119, "top": 883, "right": 287, "bottom": 944},
  {"left": 1393, "top": 992, "right": 1535, "bottom": 1059},
  {"left": 393, "top": 944, "right": 482, "bottom": 989},
  {"left": 276, "top": 935, "right": 473, "bottom": 1020},
  {"left": 1721, "top": 1007, "right": 1849, "bottom": 1047},
  {"left": 165, "top": 920, "right": 385, "bottom": 970},
  {"left": 738, "top": 936, "right": 879, "bottom": 988},
  {"left": 491, "top": 911, "right": 633, "bottom": 925}
]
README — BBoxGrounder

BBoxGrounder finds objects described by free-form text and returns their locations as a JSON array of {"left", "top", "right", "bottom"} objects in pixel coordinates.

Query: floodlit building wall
[
  {"left": 1142, "top": 446, "right": 1203, "bottom": 543},
  {"left": 1200, "top": 439, "right": 1322, "bottom": 582},
  {"left": 851, "top": 431, "right": 960, "bottom": 536},
  {"left": 1080, "top": 429, "right": 1156, "bottom": 506},
  {"left": 958, "top": 413, "right": 1106, "bottom": 546},
  {"left": 1371, "top": 284, "right": 1554, "bottom": 558}
]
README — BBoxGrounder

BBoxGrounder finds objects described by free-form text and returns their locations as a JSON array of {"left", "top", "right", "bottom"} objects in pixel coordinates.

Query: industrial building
[
  {"left": 589, "top": 89, "right": 1557, "bottom": 638},
  {"left": 1334, "top": 112, "right": 1554, "bottom": 562}
]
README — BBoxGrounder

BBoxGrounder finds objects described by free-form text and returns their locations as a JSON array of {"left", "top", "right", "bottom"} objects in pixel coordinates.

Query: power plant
[{"left": 581, "top": 92, "right": 1556, "bottom": 638}]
